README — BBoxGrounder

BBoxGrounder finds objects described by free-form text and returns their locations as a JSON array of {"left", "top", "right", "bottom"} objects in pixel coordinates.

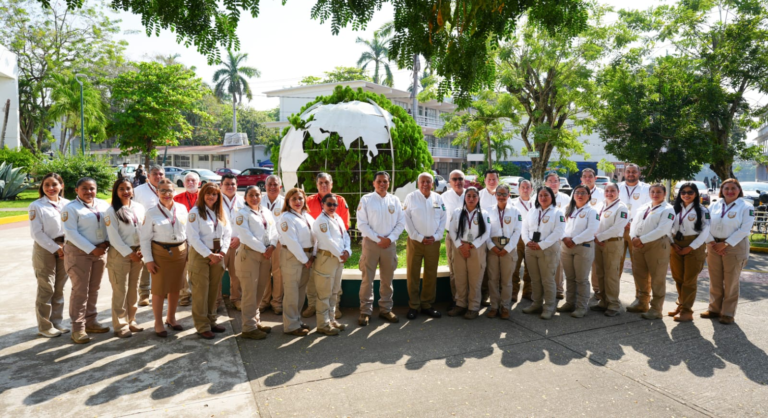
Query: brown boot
[
  {"left": 718, "top": 316, "right": 735, "bottom": 325},
  {"left": 674, "top": 311, "right": 693, "bottom": 322},
  {"left": 700, "top": 310, "right": 720, "bottom": 319},
  {"left": 486, "top": 308, "right": 498, "bottom": 318},
  {"left": 499, "top": 307, "right": 510, "bottom": 319},
  {"left": 668, "top": 306, "right": 682, "bottom": 317}
]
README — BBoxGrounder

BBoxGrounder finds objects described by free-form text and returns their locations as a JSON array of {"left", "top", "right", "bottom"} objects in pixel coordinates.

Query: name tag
[{"left": 499, "top": 237, "right": 509, "bottom": 246}]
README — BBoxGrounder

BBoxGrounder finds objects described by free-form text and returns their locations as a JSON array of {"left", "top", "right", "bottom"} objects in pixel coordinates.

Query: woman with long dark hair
[
  {"left": 29, "top": 173, "right": 70, "bottom": 338},
  {"left": 447, "top": 187, "right": 491, "bottom": 319},
  {"left": 521, "top": 186, "right": 565, "bottom": 320},
  {"left": 668, "top": 182, "right": 710, "bottom": 322},
  {"left": 558, "top": 185, "right": 600, "bottom": 318},
  {"left": 105, "top": 178, "right": 146, "bottom": 338},
  {"left": 485, "top": 184, "right": 522, "bottom": 319}
]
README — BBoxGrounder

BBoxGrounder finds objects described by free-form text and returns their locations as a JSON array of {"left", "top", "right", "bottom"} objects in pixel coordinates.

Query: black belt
[
  {"left": 53, "top": 236, "right": 64, "bottom": 244},
  {"left": 152, "top": 241, "right": 184, "bottom": 252},
  {"left": 714, "top": 238, "right": 727, "bottom": 243}
]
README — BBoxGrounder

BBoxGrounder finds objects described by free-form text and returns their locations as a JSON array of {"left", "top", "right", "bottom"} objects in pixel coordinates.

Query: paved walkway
[{"left": 0, "top": 222, "right": 766, "bottom": 417}]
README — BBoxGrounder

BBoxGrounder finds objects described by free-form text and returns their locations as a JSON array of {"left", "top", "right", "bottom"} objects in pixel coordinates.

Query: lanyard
[
  {"left": 148, "top": 183, "right": 159, "bottom": 197},
  {"left": 721, "top": 202, "right": 736, "bottom": 219},
  {"left": 206, "top": 208, "right": 219, "bottom": 232},
  {"left": 250, "top": 209, "right": 267, "bottom": 229},
  {"left": 49, "top": 200, "right": 62, "bottom": 213},
  {"left": 600, "top": 200, "right": 619, "bottom": 217},
  {"left": 224, "top": 195, "right": 235, "bottom": 214},
  {"left": 466, "top": 209, "right": 478, "bottom": 229},
  {"left": 289, "top": 210, "right": 312, "bottom": 230},
  {"left": 678, "top": 206, "right": 695, "bottom": 225},
  {"left": 643, "top": 204, "right": 662, "bottom": 220},
  {"left": 77, "top": 198, "right": 101, "bottom": 222},
  {"left": 185, "top": 192, "right": 195, "bottom": 209},
  {"left": 537, "top": 208, "right": 550, "bottom": 227},
  {"left": 625, "top": 184, "right": 638, "bottom": 200},
  {"left": 267, "top": 198, "right": 278, "bottom": 211},
  {"left": 324, "top": 212, "right": 343, "bottom": 236},
  {"left": 158, "top": 204, "right": 176, "bottom": 229},
  {"left": 519, "top": 199, "right": 530, "bottom": 212},
  {"left": 568, "top": 207, "right": 585, "bottom": 222},
  {"left": 497, "top": 206, "right": 506, "bottom": 223}
]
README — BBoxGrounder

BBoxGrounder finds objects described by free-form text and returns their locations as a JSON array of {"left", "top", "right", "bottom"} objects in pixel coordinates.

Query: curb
[
  {"left": 0, "top": 214, "right": 28, "bottom": 225},
  {"left": 750, "top": 246, "right": 768, "bottom": 254}
]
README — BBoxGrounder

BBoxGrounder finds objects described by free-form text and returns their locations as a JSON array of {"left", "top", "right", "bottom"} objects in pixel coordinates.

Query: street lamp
[{"left": 74, "top": 73, "right": 87, "bottom": 154}]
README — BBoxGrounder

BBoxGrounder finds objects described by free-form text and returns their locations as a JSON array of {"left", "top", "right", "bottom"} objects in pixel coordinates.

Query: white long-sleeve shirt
[
  {"left": 669, "top": 203, "right": 711, "bottom": 250},
  {"left": 133, "top": 182, "right": 161, "bottom": 210},
  {"left": 479, "top": 188, "right": 498, "bottom": 211},
  {"left": 356, "top": 191, "right": 405, "bottom": 243},
  {"left": 403, "top": 190, "right": 446, "bottom": 242},
  {"left": 587, "top": 186, "right": 605, "bottom": 209},
  {"left": 313, "top": 211, "right": 352, "bottom": 261},
  {"left": 277, "top": 210, "right": 316, "bottom": 264},
  {"left": 261, "top": 194, "right": 285, "bottom": 218},
  {"left": 563, "top": 205, "right": 600, "bottom": 245},
  {"left": 442, "top": 188, "right": 465, "bottom": 232},
  {"left": 140, "top": 202, "right": 189, "bottom": 263},
  {"left": 187, "top": 206, "right": 232, "bottom": 258},
  {"left": 595, "top": 199, "right": 629, "bottom": 242},
  {"left": 512, "top": 196, "right": 533, "bottom": 221},
  {"left": 222, "top": 193, "right": 246, "bottom": 238},
  {"left": 29, "top": 196, "right": 70, "bottom": 254},
  {"left": 629, "top": 201, "right": 675, "bottom": 243},
  {"left": 521, "top": 206, "right": 566, "bottom": 250},
  {"left": 486, "top": 204, "right": 522, "bottom": 253},
  {"left": 234, "top": 206, "right": 278, "bottom": 253},
  {"left": 449, "top": 207, "right": 492, "bottom": 249},
  {"left": 619, "top": 181, "right": 651, "bottom": 221},
  {"left": 62, "top": 198, "right": 110, "bottom": 254},
  {"left": 554, "top": 192, "right": 570, "bottom": 210},
  {"left": 707, "top": 198, "right": 755, "bottom": 247},
  {"left": 105, "top": 202, "right": 146, "bottom": 257}
]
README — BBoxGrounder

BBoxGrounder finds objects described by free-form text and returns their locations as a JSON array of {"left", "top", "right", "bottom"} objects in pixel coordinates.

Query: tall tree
[
  {"left": 356, "top": 32, "right": 394, "bottom": 86},
  {"left": 108, "top": 62, "right": 207, "bottom": 166},
  {"left": 213, "top": 50, "right": 260, "bottom": 134},
  {"left": 47, "top": 72, "right": 107, "bottom": 153}
]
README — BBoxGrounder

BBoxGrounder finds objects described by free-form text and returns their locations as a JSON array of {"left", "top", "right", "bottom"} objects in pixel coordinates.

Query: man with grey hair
[
  {"left": 133, "top": 165, "right": 166, "bottom": 306},
  {"left": 259, "top": 174, "right": 286, "bottom": 314},
  {"left": 441, "top": 169, "right": 466, "bottom": 308},
  {"left": 303, "top": 172, "right": 350, "bottom": 319},
  {"left": 403, "top": 172, "right": 447, "bottom": 320}
]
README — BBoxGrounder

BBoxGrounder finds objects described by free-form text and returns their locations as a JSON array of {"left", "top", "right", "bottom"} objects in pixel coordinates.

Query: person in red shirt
[
  {"left": 303, "top": 173, "right": 349, "bottom": 319},
  {"left": 172, "top": 171, "right": 199, "bottom": 306}
]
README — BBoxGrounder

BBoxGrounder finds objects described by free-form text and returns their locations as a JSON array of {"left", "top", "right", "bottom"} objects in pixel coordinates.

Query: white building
[
  {"left": 91, "top": 144, "right": 270, "bottom": 171},
  {"left": 0, "top": 44, "right": 19, "bottom": 149},
  {"left": 262, "top": 80, "right": 467, "bottom": 175}
]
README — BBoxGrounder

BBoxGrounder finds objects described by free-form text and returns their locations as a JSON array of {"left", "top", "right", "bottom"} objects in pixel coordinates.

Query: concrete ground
[{"left": 1, "top": 221, "right": 767, "bottom": 417}]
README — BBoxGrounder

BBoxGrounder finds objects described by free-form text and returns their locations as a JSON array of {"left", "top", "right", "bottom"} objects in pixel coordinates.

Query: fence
[{"left": 752, "top": 209, "right": 768, "bottom": 243}]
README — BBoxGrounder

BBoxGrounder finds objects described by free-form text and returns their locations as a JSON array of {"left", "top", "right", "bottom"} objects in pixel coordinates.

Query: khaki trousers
[
  {"left": 594, "top": 238, "right": 624, "bottom": 311},
  {"left": 107, "top": 246, "right": 142, "bottom": 332},
  {"left": 452, "top": 245, "right": 487, "bottom": 311},
  {"left": 445, "top": 235, "right": 457, "bottom": 298},
  {"left": 707, "top": 238, "right": 748, "bottom": 317},
  {"left": 312, "top": 251, "right": 344, "bottom": 329},
  {"left": 561, "top": 243, "right": 595, "bottom": 311},
  {"left": 260, "top": 242, "right": 283, "bottom": 310},
  {"left": 669, "top": 235, "right": 706, "bottom": 313},
  {"left": 64, "top": 242, "right": 106, "bottom": 332},
  {"left": 512, "top": 238, "right": 532, "bottom": 298},
  {"left": 281, "top": 247, "right": 311, "bottom": 332},
  {"left": 179, "top": 261, "right": 191, "bottom": 302},
  {"left": 33, "top": 242, "right": 68, "bottom": 332},
  {"left": 555, "top": 259, "right": 564, "bottom": 294},
  {"left": 189, "top": 247, "right": 225, "bottom": 333},
  {"left": 631, "top": 237, "right": 670, "bottom": 313},
  {"left": 236, "top": 246, "right": 271, "bottom": 332},
  {"left": 525, "top": 244, "right": 560, "bottom": 314},
  {"left": 306, "top": 255, "right": 343, "bottom": 311},
  {"left": 139, "top": 263, "right": 151, "bottom": 299},
  {"left": 224, "top": 247, "right": 241, "bottom": 301},
  {"left": 359, "top": 237, "right": 398, "bottom": 315},
  {"left": 406, "top": 238, "right": 441, "bottom": 310},
  {"left": 621, "top": 228, "right": 636, "bottom": 296},
  {"left": 486, "top": 239, "right": 518, "bottom": 309}
]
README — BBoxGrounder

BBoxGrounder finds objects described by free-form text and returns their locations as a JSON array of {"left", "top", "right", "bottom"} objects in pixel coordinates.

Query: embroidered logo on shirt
[
  {"left": 590, "top": 199, "right": 597, "bottom": 205},
  {"left": 236, "top": 215, "right": 243, "bottom": 226},
  {"left": 667, "top": 213, "right": 674, "bottom": 220},
  {"left": 280, "top": 221, "right": 288, "bottom": 232},
  {"left": 320, "top": 223, "right": 328, "bottom": 233},
  {"left": 403, "top": 204, "right": 408, "bottom": 211},
  {"left": 619, "top": 212, "right": 627, "bottom": 219},
  {"left": 61, "top": 211, "right": 68, "bottom": 222},
  {"left": 473, "top": 217, "right": 479, "bottom": 225},
  {"left": 518, "top": 214, "right": 522, "bottom": 221},
  {"left": 559, "top": 216, "right": 565, "bottom": 222},
  {"left": 189, "top": 213, "right": 196, "bottom": 222},
  {"left": 705, "top": 213, "right": 711, "bottom": 219},
  {"left": 604, "top": 211, "right": 612, "bottom": 218},
  {"left": 105, "top": 216, "right": 111, "bottom": 227},
  {"left": 504, "top": 216, "right": 512, "bottom": 224},
  {"left": 388, "top": 204, "right": 395, "bottom": 214},
  {"left": 441, "top": 204, "right": 446, "bottom": 211},
  {"left": 542, "top": 216, "right": 550, "bottom": 224},
  {"left": 687, "top": 214, "right": 696, "bottom": 221},
  {"left": 633, "top": 193, "right": 640, "bottom": 200},
  {"left": 29, "top": 209, "right": 36, "bottom": 221},
  {"left": 596, "top": 214, "right": 599, "bottom": 220},
  {"left": 579, "top": 212, "right": 586, "bottom": 218},
  {"left": 728, "top": 212, "right": 737, "bottom": 219},
  {"left": 358, "top": 205, "right": 362, "bottom": 212},
  {"left": 749, "top": 210, "right": 754, "bottom": 217}
]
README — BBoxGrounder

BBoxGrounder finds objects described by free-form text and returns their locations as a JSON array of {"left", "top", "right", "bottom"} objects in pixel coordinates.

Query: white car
[
  {"left": 500, "top": 176, "right": 524, "bottom": 196},
  {"left": 595, "top": 176, "right": 610, "bottom": 189},
  {"left": 434, "top": 175, "right": 448, "bottom": 193},
  {"left": 173, "top": 169, "right": 222, "bottom": 187},
  {"left": 114, "top": 164, "right": 139, "bottom": 181},
  {"left": 739, "top": 182, "right": 768, "bottom": 207}
]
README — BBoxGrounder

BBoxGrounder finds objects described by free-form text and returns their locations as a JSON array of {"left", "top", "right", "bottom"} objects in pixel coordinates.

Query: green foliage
[
  {"left": 300, "top": 67, "right": 372, "bottom": 86},
  {"left": 0, "top": 162, "right": 29, "bottom": 200},
  {"left": 273, "top": 86, "right": 432, "bottom": 220},
  {"left": 187, "top": 93, "right": 279, "bottom": 146},
  {"left": 596, "top": 159, "right": 616, "bottom": 175},
  {"left": 499, "top": 162, "right": 522, "bottom": 177},
  {"left": 48, "top": 72, "right": 108, "bottom": 152},
  {"left": 108, "top": 62, "right": 208, "bottom": 166},
  {"left": 30, "top": 153, "right": 114, "bottom": 199},
  {"left": 0, "top": 146, "right": 39, "bottom": 170},
  {"left": 356, "top": 32, "right": 393, "bottom": 86}
]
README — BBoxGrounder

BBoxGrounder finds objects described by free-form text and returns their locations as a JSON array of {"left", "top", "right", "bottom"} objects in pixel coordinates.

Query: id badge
[
  {"left": 96, "top": 228, "right": 105, "bottom": 242},
  {"left": 675, "top": 231, "right": 683, "bottom": 241},
  {"left": 499, "top": 237, "right": 509, "bottom": 246},
  {"left": 467, "top": 233, "right": 474, "bottom": 242},
  {"left": 532, "top": 232, "right": 542, "bottom": 243}
]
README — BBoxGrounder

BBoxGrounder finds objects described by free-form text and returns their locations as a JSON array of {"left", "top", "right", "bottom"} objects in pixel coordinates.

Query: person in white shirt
[
  {"left": 484, "top": 184, "right": 522, "bottom": 319},
  {"left": 403, "top": 172, "right": 447, "bottom": 320},
  {"left": 618, "top": 164, "right": 651, "bottom": 285},
  {"left": 119, "top": 162, "right": 129, "bottom": 179},
  {"left": 545, "top": 172, "right": 571, "bottom": 299},
  {"left": 62, "top": 177, "right": 111, "bottom": 344},
  {"left": 234, "top": 185, "right": 277, "bottom": 340},
  {"left": 141, "top": 178, "right": 189, "bottom": 338},
  {"left": 478, "top": 169, "right": 501, "bottom": 306},
  {"left": 703, "top": 179, "right": 755, "bottom": 325},
  {"left": 668, "top": 182, "right": 711, "bottom": 322},
  {"left": 591, "top": 184, "right": 629, "bottom": 316},
  {"left": 105, "top": 178, "right": 146, "bottom": 338},
  {"left": 186, "top": 183, "right": 232, "bottom": 339},
  {"left": 277, "top": 188, "right": 316, "bottom": 336},
  {"left": 629, "top": 183, "right": 675, "bottom": 319},
  {"left": 220, "top": 174, "right": 245, "bottom": 310},
  {"left": 356, "top": 171, "right": 406, "bottom": 326},
  {"left": 521, "top": 186, "right": 566, "bottom": 320},
  {"left": 311, "top": 194, "right": 352, "bottom": 335},
  {"left": 557, "top": 185, "right": 600, "bottom": 318},
  {"left": 512, "top": 180, "right": 534, "bottom": 301},
  {"left": 29, "top": 173, "right": 70, "bottom": 338},
  {"left": 259, "top": 175, "right": 285, "bottom": 314},
  {"left": 581, "top": 168, "right": 605, "bottom": 302},
  {"left": 133, "top": 165, "right": 166, "bottom": 306},
  {"left": 441, "top": 169, "right": 466, "bottom": 308}
]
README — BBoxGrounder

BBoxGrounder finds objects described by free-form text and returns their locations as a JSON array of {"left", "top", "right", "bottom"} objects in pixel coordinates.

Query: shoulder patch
[
  {"left": 320, "top": 223, "right": 328, "bottom": 233},
  {"left": 442, "top": 204, "right": 446, "bottom": 211},
  {"left": 667, "top": 213, "right": 674, "bottom": 220},
  {"left": 705, "top": 213, "right": 710, "bottom": 219},
  {"left": 518, "top": 214, "right": 522, "bottom": 221},
  {"left": 105, "top": 215, "right": 111, "bottom": 227},
  {"left": 357, "top": 205, "right": 362, "bottom": 212},
  {"left": 620, "top": 212, "right": 627, "bottom": 219},
  {"left": 280, "top": 221, "right": 288, "bottom": 232},
  {"left": 236, "top": 215, "right": 243, "bottom": 226},
  {"left": 487, "top": 216, "right": 491, "bottom": 223},
  {"left": 61, "top": 211, "right": 69, "bottom": 222},
  {"left": 189, "top": 212, "right": 196, "bottom": 222},
  {"left": 559, "top": 215, "right": 565, "bottom": 222},
  {"left": 749, "top": 209, "right": 754, "bottom": 217},
  {"left": 596, "top": 213, "right": 599, "bottom": 220},
  {"left": 29, "top": 209, "right": 36, "bottom": 221}
]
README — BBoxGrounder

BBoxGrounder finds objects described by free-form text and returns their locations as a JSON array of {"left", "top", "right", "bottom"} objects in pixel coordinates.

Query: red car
[
  {"left": 236, "top": 167, "right": 274, "bottom": 190},
  {"left": 215, "top": 168, "right": 241, "bottom": 176}
]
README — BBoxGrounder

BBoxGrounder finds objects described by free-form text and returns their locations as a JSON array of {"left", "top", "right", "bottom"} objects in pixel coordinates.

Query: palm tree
[
  {"left": 48, "top": 73, "right": 107, "bottom": 153},
  {"left": 154, "top": 53, "right": 183, "bottom": 66},
  {"left": 213, "top": 50, "right": 261, "bottom": 133},
  {"left": 487, "top": 136, "right": 515, "bottom": 162},
  {"left": 356, "top": 33, "right": 393, "bottom": 87}
]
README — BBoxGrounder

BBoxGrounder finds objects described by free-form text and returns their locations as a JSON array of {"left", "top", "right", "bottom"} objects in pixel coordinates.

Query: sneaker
[
  {"left": 53, "top": 325, "right": 70, "bottom": 334},
  {"left": 718, "top": 316, "right": 735, "bottom": 325},
  {"left": 114, "top": 328, "right": 132, "bottom": 338},
  {"left": 447, "top": 306, "right": 467, "bottom": 317},
  {"left": 522, "top": 305, "right": 543, "bottom": 314},
  {"left": 486, "top": 308, "right": 498, "bottom": 319},
  {"left": 71, "top": 330, "right": 92, "bottom": 344},
  {"left": 540, "top": 310, "right": 554, "bottom": 320},
  {"left": 626, "top": 300, "right": 649, "bottom": 313},
  {"left": 358, "top": 314, "right": 370, "bottom": 326},
  {"left": 257, "top": 324, "right": 272, "bottom": 333},
  {"left": 285, "top": 328, "right": 309, "bottom": 336},
  {"left": 330, "top": 321, "right": 347, "bottom": 331},
  {"left": 138, "top": 297, "right": 150, "bottom": 307},
  {"left": 674, "top": 311, "right": 693, "bottom": 322},
  {"left": 499, "top": 307, "right": 510, "bottom": 319},
  {"left": 641, "top": 310, "right": 663, "bottom": 320},
  {"left": 316, "top": 326, "right": 340, "bottom": 336},
  {"left": 604, "top": 309, "right": 619, "bottom": 317},
  {"left": 570, "top": 309, "right": 587, "bottom": 318},
  {"left": 302, "top": 306, "right": 316, "bottom": 318},
  {"left": 241, "top": 329, "right": 268, "bottom": 340},
  {"left": 38, "top": 328, "right": 62, "bottom": 338},
  {"left": 379, "top": 311, "right": 399, "bottom": 323},
  {"left": 556, "top": 303, "right": 575, "bottom": 313},
  {"left": 463, "top": 310, "right": 479, "bottom": 320},
  {"left": 86, "top": 323, "right": 110, "bottom": 334}
]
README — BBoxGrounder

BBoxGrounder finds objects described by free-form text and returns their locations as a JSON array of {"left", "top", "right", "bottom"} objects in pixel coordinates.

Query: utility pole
[{"left": 75, "top": 74, "right": 87, "bottom": 154}]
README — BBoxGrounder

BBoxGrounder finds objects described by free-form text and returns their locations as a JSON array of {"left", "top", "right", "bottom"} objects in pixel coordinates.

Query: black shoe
[
  {"left": 300, "top": 323, "right": 311, "bottom": 330},
  {"left": 406, "top": 309, "right": 418, "bottom": 320},
  {"left": 211, "top": 324, "right": 226, "bottom": 333},
  {"left": 421, "top": 308, "right": 442, "bottom": 318},
  {"left": 448, "top": 301, "right": 456, "bottom": 311}
]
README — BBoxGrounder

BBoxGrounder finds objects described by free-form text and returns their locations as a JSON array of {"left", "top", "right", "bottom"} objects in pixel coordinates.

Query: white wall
[
  {"left": 230, "top": 147, "right": 269, "bottom": 171},
  {"left": 0, "top": 44, "right": 19, "bottom": 149}
]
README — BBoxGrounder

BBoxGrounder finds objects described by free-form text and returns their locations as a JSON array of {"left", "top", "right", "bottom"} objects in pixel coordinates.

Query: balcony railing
[
  {"left": 415, "top": 115, "right": 445, "bottom": 129},
  {"left": 429, "top": 146, "right": 466, "bottom": 158}
]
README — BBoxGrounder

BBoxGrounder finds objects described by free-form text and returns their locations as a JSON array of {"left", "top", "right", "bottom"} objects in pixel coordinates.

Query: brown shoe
[
  {"left": 358, "top": 314, "right": 370, "bottom": 326},
  {"left": 719, "top": 315, "right": 735, "bottom": 325},
  {"left": 257, "top": 324, "right": 272, "bottom": 333},
  {"left": 211, "top": 324, "right": 226, "bottom": 333},
  {"left": 379, "top": 311, "right": 399, "bottom": 323},
  {"left": 331, "top": 321, "right": 347, "bottom": 331},
  {"left": 522, "top": 293, "right": 533, "bottom": 301},
  {"left": 178, "top": 297, "right": 191, "bottom": 307},
  {"left": 114, "top": 328, "right": 132, "bottom": 338},
  {"left": 668, "top": 306, "right": 682, "bottom": 317},
  {"left": 129, "top": 323, "right": 144, "bottom": 333},
  {"left": 316, "top": 326, "right": 340, "bottom": 336},
  {"left": 302, "top": 306, "right": 316, "bottom": 318},
  {"left": 234, "top": 301, "right": 242, "bottom": 311},
  {"left": 674, "top": 311, "right": 694, "bottom": 322},
  {"left": 464, "top": 310, "right": 479, "bottom": 319},
  {"left": 285, "top": 328, "right": 309, "bottom": 336},
  {"left": 447, "top": 306, "right": 467, "bottom": 317},
  {"left": 604, "top": 309, "right": 619, "bottom": 317},
  {"left": 700, "top": 310, "right": 720, "bottom": 318},
  {"left": 241, "top": 329, "right": 267, "bottom": 340},
  {"left": 499, "top": 307, "right": 510, "bottom": 319},
  {"left": 71, "top": 331, "right": 92, "bottom": 344},
  {"left": 198, "top": 331, "right": 214, "bottom": 339},
  {"left": 556, "top": 293, "right": 564, "bottom": 300},
  {"left": 138, "top": 297, "right": 150, "bottom": 307},
  {"left": 85, "top": 324, "right": 110, "bottom": 334},
  {"left": 486, "top": 309, "right": 498, "bottom": 319}
]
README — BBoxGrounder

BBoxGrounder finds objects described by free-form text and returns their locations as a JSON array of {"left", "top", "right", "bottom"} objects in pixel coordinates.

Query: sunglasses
[
  {"left": 679, "top": 190, "right": 696, "bottom": 195},
  {"left": 325, "top": 202, "right": 338, "bottom": 207},
  {"left": 451, "top": 177, "right": 464, "bottom": 182},
  {"left": 158, "top": 189, "right": 174, "bottom": 195},
  {"left": 497, "top": 193, "right": 509, "bottom": 197}
]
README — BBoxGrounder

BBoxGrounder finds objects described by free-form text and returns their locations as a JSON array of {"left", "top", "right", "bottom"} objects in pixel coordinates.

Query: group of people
[{"left": 29, "top": 163, "right": 754, "bottom": 345}]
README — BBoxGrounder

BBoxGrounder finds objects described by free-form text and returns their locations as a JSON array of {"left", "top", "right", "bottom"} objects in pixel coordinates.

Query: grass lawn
[
  {"left": 344, "top": 231, "right": 449, "bottom": 270},
  {"left": 0, "top": 190, "right": 111, "bottom": 209},
  {"left": 749, "top": 233, "right": 768, "bottom": 248},
  {"left": 0, "top": 211, "right": 28, "bottom": 218}
]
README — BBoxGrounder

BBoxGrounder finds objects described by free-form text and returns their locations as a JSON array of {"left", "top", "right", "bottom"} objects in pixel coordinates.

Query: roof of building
[{"left": 91, "top": 144, "right": 266, "bottom": 155}]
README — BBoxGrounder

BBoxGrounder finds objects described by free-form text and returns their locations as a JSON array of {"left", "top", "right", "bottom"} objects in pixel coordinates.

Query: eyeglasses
[
  {"left": 325, "top": 202, "right": 338, "bottom": 207},
  {"left": 158, "top": 189, "right": 174, "bottom": 195},
  {"left": 451, "top": 177, "right": 464, "bottom": 182},
  {"left": 497, "top": 193, "right": 509, "bottom": 197},
  {"left": 574, "top": 192, "right": 589, "bottom": 196},
  {"left": 679, "top": 190, "right": 695, "bottom": 195}
]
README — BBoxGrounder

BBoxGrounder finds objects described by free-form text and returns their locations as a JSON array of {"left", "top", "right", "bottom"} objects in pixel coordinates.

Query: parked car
[
  {"left": 464, "top": 175, "right": 482, "bottom": 190},
  {"left": 595, "top": 176, "right": 610, "bottom": 189},
  {"left": 174, "top": 169, "right": 222, "bottom": 187},
  {"left": 236, "top": 167, "right": 274, "bottom": 190},
  {"left": 114, "top": 164, "right": 138, "bottom": 181},
  {"left": 434, "top": 175, "right": 448, "bottom": 193},
  {"left": 163, "top": 166, "right": 185, "bottom": 180},
  {"left": 500, "top": 176, "right": 524, "bottom": 196},
  {"left": 739, "top": 182, "right": 768, "bottom": 207},
  {"left": 560, "top": 177, "right": 572, "bottom": 195},
  {"left": 674, "top": 181, "right": 711, "bottom": 206},
  {"left": 215, "top": 168, "right": 242, "bottom": 176}
]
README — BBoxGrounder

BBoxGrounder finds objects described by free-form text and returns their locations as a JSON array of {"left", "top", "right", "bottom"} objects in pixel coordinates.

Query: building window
[
  {"left": 212, "top": 155, "right": 226, "bottom": 161},
  {"left": 175, "top": 155, "right": 191, "bottom": 168},
  {"left": 198, "top": 155, "right": 209, "bottom": 162}
]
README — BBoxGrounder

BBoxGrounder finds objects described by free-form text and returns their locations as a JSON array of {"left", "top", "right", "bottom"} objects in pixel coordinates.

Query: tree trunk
[
  {"left": 530, "top": 157, "right": 546, "bottom": 190},
  {"left": 0, "top": 99, "right": 9, "bottom": 148},
  {"left": 411, "top": 54, "right": 419, "bottom": 121},
  {"left": 486, "top": 131, "right": 493, "bottom": 168},
  {"left": 232, "top": 96, "right": 238, "bottom": 133},
  {"left": 145, "top": 136, "right": 153, "bottom": 167}
]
